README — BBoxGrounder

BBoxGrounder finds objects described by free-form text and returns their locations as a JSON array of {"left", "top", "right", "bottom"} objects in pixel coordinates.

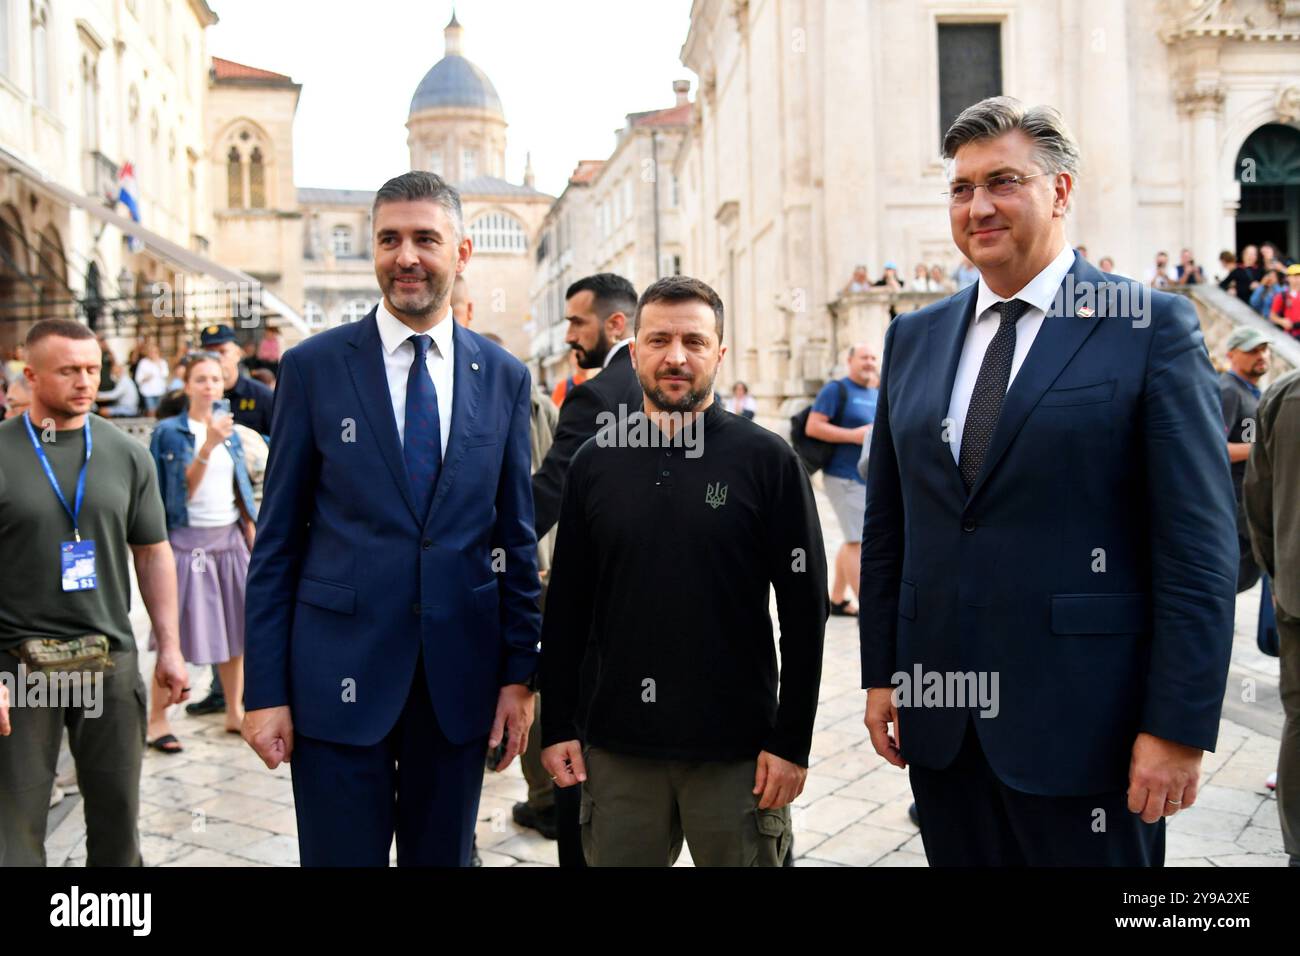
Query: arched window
[
  {"left": 332, "top": 225, "right": 353, "bottom": 257},
  {"left": 249, "top": 147, "right": 266, "bottom": 208},
  {"left": 468, "top": 212, "right": 527, "bottom": 254},
  {"left": 341, "top": 300, "right": 371, "bottom": 323},
  {"left": 226, "top": 147, "right": 243, "bottom": 208},
  {"left": 461, "top": 148, "right": 477, "bottom": 180},
  {"left": 304, "top": 301, "right": 324, "bottom": 329},
  {"left": 80, "top": 53, "right": 99, "bottom": 152},
  {"left": 31, "top": 2, "right": 50, "bottom": 109},
  {"left": 428, "top": 149, "right": 443, "bottom": 176}
]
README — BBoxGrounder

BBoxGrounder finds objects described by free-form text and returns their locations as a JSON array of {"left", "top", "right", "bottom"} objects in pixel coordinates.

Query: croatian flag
[{"left": 116, "top": 162, "right": 143, "bottom": 252}]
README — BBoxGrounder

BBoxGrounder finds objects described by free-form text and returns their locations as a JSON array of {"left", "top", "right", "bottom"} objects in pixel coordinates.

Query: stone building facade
[
  {"left": 526, "top": 83, "right": 692, "bottom": 383},
  {"left": 672, "top": 0, "right": 1300, "bottom": 420},
  {"left": 295, "top": 12, "right": 553, "bottom": 360},
  {"left": 0, "top": 0, "right": 221, "bottom": 353}
]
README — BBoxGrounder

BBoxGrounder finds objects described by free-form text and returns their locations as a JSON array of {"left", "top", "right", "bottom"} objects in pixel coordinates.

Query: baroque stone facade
[{"left": 671, "top": 0, "right": 1300, "bottom": 420}]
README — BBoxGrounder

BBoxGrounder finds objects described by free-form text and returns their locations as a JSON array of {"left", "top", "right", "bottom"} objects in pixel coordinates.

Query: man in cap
[
  {"left": 1220, "top": 326, "right": 1271, "bottom": 593},
  {"left": 199, "top": 324, "right": 275, "bottom": 438}
]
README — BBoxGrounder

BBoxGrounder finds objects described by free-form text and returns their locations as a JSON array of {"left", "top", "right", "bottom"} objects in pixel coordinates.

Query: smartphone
[{"left": 211, "top": 398, "right": 231, "bottom": 421}]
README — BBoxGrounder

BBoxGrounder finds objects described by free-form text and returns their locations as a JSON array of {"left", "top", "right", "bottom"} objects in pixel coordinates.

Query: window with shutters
[
  {"left": 937, "top": 23, "right": 1002, "bottom": 147},
  {"left": 341, "top": 300, "right": 371, "bottom": 323},
  {"left": 332, "top": 225, "right": 353, "bottom": 257},
  {"left": 468, "top": 211, "right": 527, "bottom": 254}
]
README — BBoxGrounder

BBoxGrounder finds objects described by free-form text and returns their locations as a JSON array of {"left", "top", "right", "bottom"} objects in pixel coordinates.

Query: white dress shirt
[
  {"left": 945, "top": 243, "right": 1076, "bottom": 463},
  {"left": 376, "top": 298, "right": 454, "bottom": 458}
]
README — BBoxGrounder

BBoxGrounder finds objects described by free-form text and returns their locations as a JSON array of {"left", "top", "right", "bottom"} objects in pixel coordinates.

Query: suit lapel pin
[
  {"left": 1076, "top": 305, "right": 1095, "bottom": 318},
  {"left": 471, "top": 362, "right": 480, "bottom": 371}
]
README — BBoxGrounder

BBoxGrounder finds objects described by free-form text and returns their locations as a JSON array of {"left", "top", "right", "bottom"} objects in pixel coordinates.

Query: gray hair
[
  {"left": 942, "top": 96, "right": 1080, "bottom": 184},
  {"left": 372, "top": 171, "right": 464, "bottom": 240}
]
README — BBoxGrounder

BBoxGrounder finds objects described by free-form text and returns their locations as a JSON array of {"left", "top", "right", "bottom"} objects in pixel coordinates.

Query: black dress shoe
[
  {"left": 185, "top": 691, "right": 226, "bottom": 716},
  {"left": 512, "top": 801, "right": 558, "bottom": 840}
]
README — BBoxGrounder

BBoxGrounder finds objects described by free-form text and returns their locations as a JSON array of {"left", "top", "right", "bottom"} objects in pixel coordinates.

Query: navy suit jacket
[
  {"left": 244, "top": 309, "right": 541, "bottom": 747},
  {"left": 859, "top": 254, "right": 1237, "bottom": 796}
]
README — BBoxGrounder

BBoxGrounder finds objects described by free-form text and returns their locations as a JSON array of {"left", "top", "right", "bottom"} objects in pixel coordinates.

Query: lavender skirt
[{"left": 151, "top": 523, "right": 249, "bottom": 665}]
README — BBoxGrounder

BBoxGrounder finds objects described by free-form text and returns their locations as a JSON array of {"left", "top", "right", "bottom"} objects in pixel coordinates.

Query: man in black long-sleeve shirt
[{"left": 541, "top": 276, "right": 828, "bottom": 867}]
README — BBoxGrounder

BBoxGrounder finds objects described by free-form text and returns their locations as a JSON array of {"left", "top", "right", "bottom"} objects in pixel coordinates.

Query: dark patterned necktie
[
  {"left": 958, "top": 298, "right": 1030, "bottom": 491},
  {"left": 404, "top": 333, "right": 442, "bottom": 519}
]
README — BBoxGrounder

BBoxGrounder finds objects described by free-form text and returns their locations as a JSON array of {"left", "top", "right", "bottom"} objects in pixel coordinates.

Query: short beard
[
  {"left": 574, "top": 327, "right": 612, "bottom": 370},
  {"left": 642, "top": 368, "right": 717, "bottom": 415},
  {"left": 384, "top": 272, "right": 450, "bottom": 320}
]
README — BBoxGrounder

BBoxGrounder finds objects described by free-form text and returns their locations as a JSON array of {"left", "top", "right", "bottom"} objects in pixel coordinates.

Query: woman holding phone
[{"left": 145, "top": 352, "right": 258, "bottom": 751}]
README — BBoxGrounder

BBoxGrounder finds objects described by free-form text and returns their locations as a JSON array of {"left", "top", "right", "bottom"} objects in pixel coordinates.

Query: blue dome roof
[{"left": 409, "top": 55, "right": 503, "bottom": 117}]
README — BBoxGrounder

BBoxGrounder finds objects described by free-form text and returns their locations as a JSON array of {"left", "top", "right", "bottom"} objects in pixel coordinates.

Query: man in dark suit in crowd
[
  {"left": 242, "top": 171, "right": 541, "bottom": 866},
  {"left": 525, "top": 273, "right": 641, "bottom": 866},
  {"left": 859, "top": 97, "right": 1237, "bottom": 865}
]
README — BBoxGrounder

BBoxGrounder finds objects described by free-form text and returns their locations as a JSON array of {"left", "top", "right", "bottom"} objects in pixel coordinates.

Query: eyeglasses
[{"left": 944, "top": 173, "right": 1046, "bottom": 204}]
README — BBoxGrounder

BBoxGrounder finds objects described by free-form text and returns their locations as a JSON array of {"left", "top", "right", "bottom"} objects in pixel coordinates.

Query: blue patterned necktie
[
  {"left": 404, "top": 333, "right": 442, "bottom": 519},
  {"left": 958, "top": 298, "right": 1029, "bottom": 492}
]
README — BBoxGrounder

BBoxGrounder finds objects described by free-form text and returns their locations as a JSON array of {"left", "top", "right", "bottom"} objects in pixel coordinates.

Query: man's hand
[
  {"left": 489, "top": 684, "right": 534, "bottom": 772},
  {"left": 243, "top": 705, "right": 294, "bottom": 770},
  {"left": 153, "top": 647, "right": 191, "bottom": 707},
  {"left": 541, "top": 740, "right": 587, "bottom": 788},
  {"left": 1127, "top": 732, "right": 1203, "bottom": 823},
  {"left": 753, "top": 751, "right": 806, "bottom": 809},
  {"left": 853, "top": 424, "right": 872, "bottom": 444},
  {"left": 864, "top": 687, "right": 906, "bottom": 768},
  {"left": 0, "top": 682, "right": 10, "bottom": 736}
]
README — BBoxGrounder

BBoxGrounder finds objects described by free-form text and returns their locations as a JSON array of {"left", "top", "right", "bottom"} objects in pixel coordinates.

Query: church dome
[{"left": 408, "top": 12, "right": 504, "bottom": 119}]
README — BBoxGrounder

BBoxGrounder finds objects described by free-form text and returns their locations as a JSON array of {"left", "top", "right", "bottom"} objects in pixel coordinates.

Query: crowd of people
[
  {"left": 1135, "top": 241, "right": 1300, "bottom": 344},
  {"left": 1, "top": 327, "right": 281, "bottom": 425},
  {"left": 838, "top": 258, "right": 981, "bottom": 296}
]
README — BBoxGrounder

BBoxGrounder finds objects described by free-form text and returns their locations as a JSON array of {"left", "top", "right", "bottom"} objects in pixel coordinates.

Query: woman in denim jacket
[{"left": 146, "top": 353, "right": 258, "bottom": 752}]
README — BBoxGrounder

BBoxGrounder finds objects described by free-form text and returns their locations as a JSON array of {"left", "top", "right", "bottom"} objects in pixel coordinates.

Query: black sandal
[
  {"left": 830, "top": 599, "right": 858, "bottom": 617},
  {"left": 147, "top": 734, "right": 184, "bottom": 755}
]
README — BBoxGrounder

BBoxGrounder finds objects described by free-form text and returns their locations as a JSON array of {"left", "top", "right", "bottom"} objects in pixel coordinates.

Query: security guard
[{"left": 199, "top": 324, "right": 275, "bottom": 438}]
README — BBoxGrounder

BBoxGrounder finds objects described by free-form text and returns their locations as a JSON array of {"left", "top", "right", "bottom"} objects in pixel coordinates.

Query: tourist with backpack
[
  {"left": 1269, "top": 264, "right": 1300, "bottom": 341},
  {"left": 797, "top": 343, "right": 879, "bottom": 617}
]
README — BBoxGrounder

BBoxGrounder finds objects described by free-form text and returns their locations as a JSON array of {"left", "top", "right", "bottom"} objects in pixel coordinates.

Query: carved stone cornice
[{"left": 1161, "top": 0, "right": 1300, "bottom": 42}]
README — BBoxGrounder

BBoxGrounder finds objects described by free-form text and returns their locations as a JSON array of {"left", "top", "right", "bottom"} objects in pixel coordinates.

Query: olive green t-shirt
[{"left": 0, "top": 414, "right": 167, "bottom": 654}]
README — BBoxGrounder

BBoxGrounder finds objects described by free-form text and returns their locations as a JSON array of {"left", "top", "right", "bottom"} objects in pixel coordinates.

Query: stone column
[{"left": 1177, "top": 81, "right": 1225, "bottom": 274}]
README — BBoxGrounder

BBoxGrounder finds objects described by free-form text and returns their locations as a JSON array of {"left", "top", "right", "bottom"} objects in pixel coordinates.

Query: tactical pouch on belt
[{"left": 14, "top": 635, "right": 114, "bottom": 674}]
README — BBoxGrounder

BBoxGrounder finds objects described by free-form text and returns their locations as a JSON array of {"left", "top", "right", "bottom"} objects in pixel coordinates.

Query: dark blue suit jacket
[
  {"left": 859, "top": 254, "right": 1237, "bottom": 796},
  {"left": 244, "top": 309, "right": 541, "bottom": 747}
]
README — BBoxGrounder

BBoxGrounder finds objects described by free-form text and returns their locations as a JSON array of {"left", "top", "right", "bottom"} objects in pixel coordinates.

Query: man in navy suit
[
  {"left": 859, "top": 98, "right": 1237, "bottom": 866},
  {"left": 242, "top": 171, "right": 541, "bottom": 867}
]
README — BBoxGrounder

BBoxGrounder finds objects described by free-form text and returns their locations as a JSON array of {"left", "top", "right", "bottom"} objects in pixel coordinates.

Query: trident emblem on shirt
[{"left": 705, "top": 482, "right": 728, "bottom": 509}]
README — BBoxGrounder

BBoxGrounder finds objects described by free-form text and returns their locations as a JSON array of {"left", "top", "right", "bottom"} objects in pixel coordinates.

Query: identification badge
[{"left": 61, "top": 540, "right": 97, "bottom": 592}]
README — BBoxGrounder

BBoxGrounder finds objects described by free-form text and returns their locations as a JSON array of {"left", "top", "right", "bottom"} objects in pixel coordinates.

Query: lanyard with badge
[{"left": 23, "top": 412, "right": 96, "bottom": 592}]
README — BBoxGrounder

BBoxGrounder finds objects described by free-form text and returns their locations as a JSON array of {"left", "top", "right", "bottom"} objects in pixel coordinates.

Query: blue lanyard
[{"left": 23, "top": 413, "right": 92, "bottom": 542}]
